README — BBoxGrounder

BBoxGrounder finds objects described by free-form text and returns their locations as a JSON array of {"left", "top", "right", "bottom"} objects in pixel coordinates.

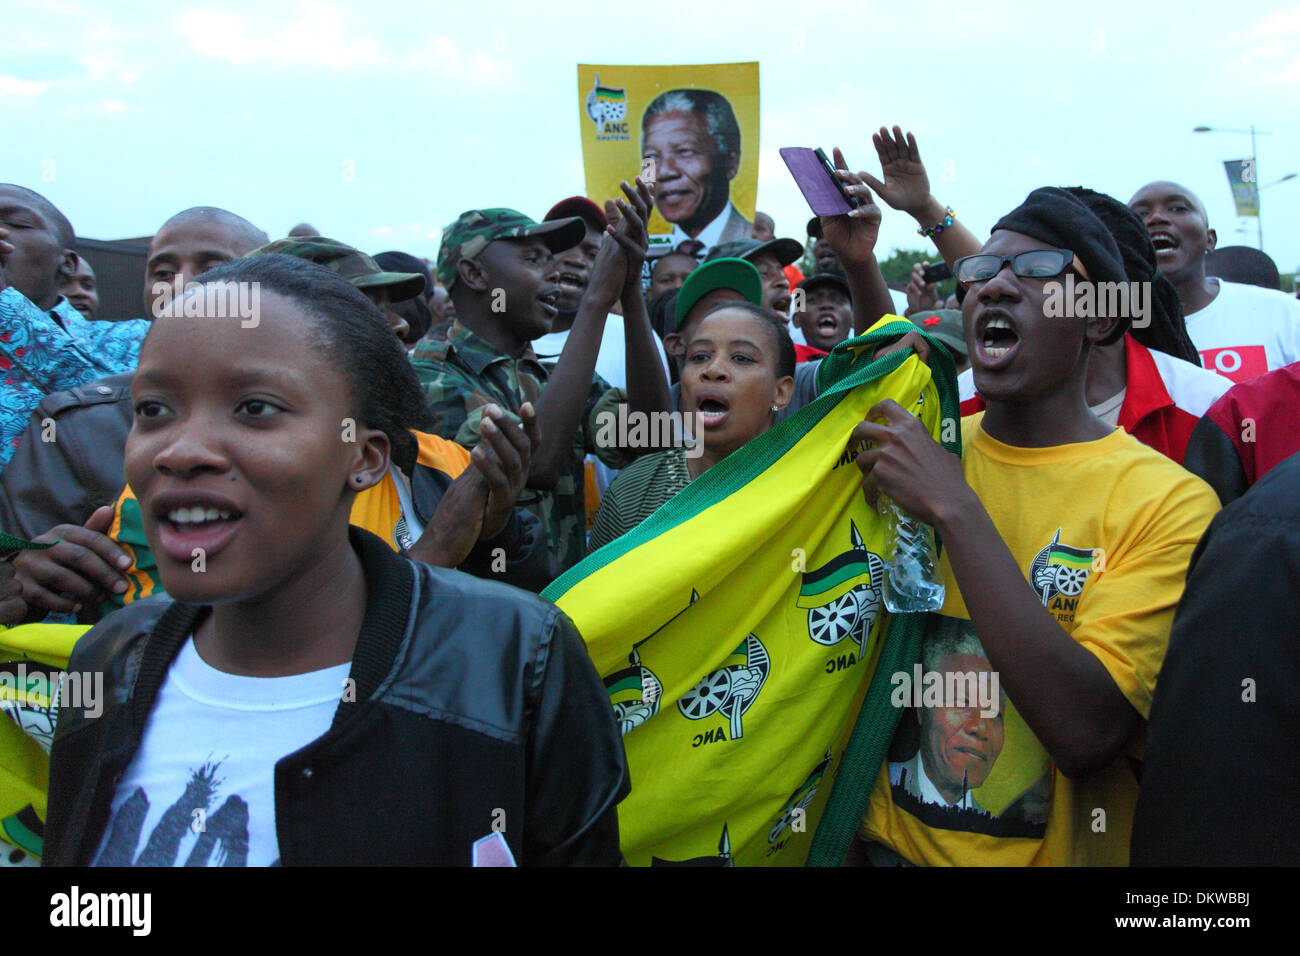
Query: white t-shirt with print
[
  {"left": 93, "top": 638, "right": 350, "bottom": 867},
  {"left": 532, "top": 312, "right": 671, "bottom": 389},
  {"left": 1184, "top": 278, "right": 1300, "bottom": 383}
]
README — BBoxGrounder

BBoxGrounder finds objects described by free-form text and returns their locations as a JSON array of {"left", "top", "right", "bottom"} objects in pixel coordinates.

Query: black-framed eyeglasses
[{"left": 953, "top": 249, "right": 1077, "bottom": 285}]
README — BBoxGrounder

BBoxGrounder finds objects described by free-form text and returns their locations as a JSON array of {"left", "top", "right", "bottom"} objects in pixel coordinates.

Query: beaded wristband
[{"left": 917, "top": 207, "right": 955, "bottom": 238}]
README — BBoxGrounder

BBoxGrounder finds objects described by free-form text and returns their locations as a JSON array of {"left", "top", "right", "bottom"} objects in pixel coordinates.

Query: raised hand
[
  {"left": 606, "top": 177, "right": 654, "bottom": 296},
  {"left": 586, "top": 221, "right": 631, "bottom": 311},
  {"left": 410, "top": 402, "right": 539, "bottom": 568},
  {"left": 818, "top": 148, "right": 883, "bottom": 265},
  {"left": 861, "top": 126, "right": 934, "bottom": 217},
  {"left": 475, "top": 401, "right": 540, "bottom": 540},
  {"left": 906, "top": 261, "right": 940, "bottom": 313}
]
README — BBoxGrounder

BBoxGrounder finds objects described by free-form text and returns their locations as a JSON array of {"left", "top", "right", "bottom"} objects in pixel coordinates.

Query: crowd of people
[{"left": 2, "top": 113, "right": 1299, "bottom": 867}]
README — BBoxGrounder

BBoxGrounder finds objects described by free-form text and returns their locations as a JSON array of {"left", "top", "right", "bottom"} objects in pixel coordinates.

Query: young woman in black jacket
[{"left": 43, "top": 254, "right": 627, "bottom": 866}]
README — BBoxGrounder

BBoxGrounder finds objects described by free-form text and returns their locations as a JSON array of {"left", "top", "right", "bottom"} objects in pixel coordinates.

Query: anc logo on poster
[
  {"left": 585, "top": 74, "right": 629, "bottom": 141},
  {"left": 798, "top": 520, "right": 885, "bottom": 667},
  {"left": 1030, "top": 528, "right": 1096, "bottom": 623}
]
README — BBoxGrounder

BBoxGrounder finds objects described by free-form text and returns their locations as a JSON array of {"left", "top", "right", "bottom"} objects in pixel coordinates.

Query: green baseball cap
[
  {"left": 907, "top": 308, "right": 969, "bottom": 358},
  {"left": 252, "top": 237, "right": 426, "bottom": 302},
  {"left": 673, "top": 257, "right": 764, "bottom": 331},
  {"left": 436, "top": 208, "right": 586, "bottom": 289}
]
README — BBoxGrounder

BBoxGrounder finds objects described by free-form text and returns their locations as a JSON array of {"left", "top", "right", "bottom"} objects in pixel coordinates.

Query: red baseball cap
[{"left": 545, "top": 196, "right": 607, "bottom": 231}]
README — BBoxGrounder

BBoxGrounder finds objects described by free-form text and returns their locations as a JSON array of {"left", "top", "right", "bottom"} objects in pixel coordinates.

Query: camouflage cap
[
  {"left": 252, "top": 237, "right": 425, "bottom": 302},
  {"left": 436, "top": 208, "right": 585, "bottom": 289}
]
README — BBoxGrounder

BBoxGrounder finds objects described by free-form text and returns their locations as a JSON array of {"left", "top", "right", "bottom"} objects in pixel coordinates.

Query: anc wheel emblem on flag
[
  {"left": 605, "top": 648, "right": 663, "bottom": 736},
  {"left": 797, "top": 520, "right": 885, "bottom": 659},
  {"left": 769, "top": 748, "right": 833, "bottom": 844},
  {"left": 677, "top": 634, "right": 769, "bottom": 740},
  {"left": 1030, "top": 528, "right": 1096, "bottom": 605},
  {"left": 604, "top": 590, "right": 698, "bottom": 736}
]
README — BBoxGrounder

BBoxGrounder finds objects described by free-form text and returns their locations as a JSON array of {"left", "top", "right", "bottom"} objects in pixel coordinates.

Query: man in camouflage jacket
[{"left": 413, "top": 189, "right": 670, "bottom": 573}]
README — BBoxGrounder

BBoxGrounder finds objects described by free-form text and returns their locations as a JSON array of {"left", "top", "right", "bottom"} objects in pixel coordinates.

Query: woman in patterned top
[{"left": 588, "top": 302, "right": 794, "bottom": 552}]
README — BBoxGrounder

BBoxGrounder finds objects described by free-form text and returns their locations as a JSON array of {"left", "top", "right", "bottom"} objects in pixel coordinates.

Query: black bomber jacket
[{"left": 42, "top": 527, "right": 628, "bottom": 866}]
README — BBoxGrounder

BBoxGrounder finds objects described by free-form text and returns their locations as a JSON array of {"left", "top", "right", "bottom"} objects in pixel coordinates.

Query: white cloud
[
  {"left": 1230, "top": 8, "right": 1300, "bottom": 86},
  {"left": 405, "top": 34, "right": 514, "bottom": 86},
  {"left": 53, "top": 99, "right": 132, "bottom": 120},
  {"left": 1249, "top": 6, "right": 1300, "bottom": 37},
  {"left": 954, "top": 8, "right": 993, "bottom": 28},
  {"left": 172, "top": 2, "right": 387, "bottom": 69},
  {"left": 1270, "top": 57, "right": 1300, "bottom": 86},
  {"left": 79, "top": 54, "right": 140, "bottom": 84},
  {"left": 0, "top": 76, "right": 49, "bottom": 96}
]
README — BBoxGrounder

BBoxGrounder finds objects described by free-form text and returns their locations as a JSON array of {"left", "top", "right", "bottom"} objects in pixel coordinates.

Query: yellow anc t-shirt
[{"left": 859, "top": 413, "right": 1220, "bottom": 866}]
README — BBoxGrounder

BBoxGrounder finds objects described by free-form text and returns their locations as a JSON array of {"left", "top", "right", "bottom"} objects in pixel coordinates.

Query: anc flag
[
  {"left": 1, "top": 623, "right": 91, "bottom": 861},
  {"left": 544, "top": 317, "right": 960, "bottom": 866},
  {"left": 0, "top": 531, "right": 98, "bottom": 859},
  {"left": 1048, "top": 544, "right": 1094, "bottom": 569}
]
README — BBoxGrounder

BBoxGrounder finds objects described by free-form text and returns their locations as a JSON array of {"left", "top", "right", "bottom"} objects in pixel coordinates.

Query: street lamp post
[{"left": 1194, "top": 124, "right": 1267, "bottom": 249}]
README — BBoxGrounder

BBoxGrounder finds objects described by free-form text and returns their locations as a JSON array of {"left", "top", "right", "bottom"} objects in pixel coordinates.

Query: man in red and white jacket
[
  {"left": 959, "top": 333, "right": 1229, "bottom": 465},
  {"left": 1182, "top": 361, "right": 1300, "bottom": 505}
]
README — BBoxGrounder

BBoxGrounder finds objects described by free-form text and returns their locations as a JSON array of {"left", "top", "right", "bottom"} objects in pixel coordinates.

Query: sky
[{"left": 5, "top": 0, "right": 1300, "bottom": 278}]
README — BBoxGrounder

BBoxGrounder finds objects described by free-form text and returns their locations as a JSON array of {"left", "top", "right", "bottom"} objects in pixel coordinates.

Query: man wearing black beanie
[
  {"left": 955, "top": 188, "right": 1231, "bottom": 464},
  {"left": 849, "top": 187, "right": 1220, "bottom": 867}
]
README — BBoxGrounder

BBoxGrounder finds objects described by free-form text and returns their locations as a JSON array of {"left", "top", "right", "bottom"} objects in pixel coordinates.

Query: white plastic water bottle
[{"left": 877, "top": 494, "right": 945, "bottom": 613}]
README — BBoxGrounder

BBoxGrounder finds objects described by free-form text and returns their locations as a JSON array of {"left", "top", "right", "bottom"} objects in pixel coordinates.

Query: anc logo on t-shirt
[{"left": 1029, "top": 528, "right": 1096, "bottom": 624}]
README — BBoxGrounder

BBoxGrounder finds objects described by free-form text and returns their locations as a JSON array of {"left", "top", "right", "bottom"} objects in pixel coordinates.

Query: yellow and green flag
[
  {"left": 544, "top": 317, "right": 960, "bottom": 866},
  {"left": 1, "top": 622, "right": 90, "bottom": 861}
]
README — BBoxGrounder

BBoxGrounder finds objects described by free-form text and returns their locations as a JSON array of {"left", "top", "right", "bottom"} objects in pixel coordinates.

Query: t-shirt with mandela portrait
[
  {"left": 92, "top": 638, "right": 350, "bottom": 867},
  {"left": 859, "top": 413, "right": 1219, "bottom": 866}
]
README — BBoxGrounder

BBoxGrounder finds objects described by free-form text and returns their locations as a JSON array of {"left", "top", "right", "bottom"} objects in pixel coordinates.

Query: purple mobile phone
[{"left": 780, "top": 147, "right": 861, "bottom": 217}]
